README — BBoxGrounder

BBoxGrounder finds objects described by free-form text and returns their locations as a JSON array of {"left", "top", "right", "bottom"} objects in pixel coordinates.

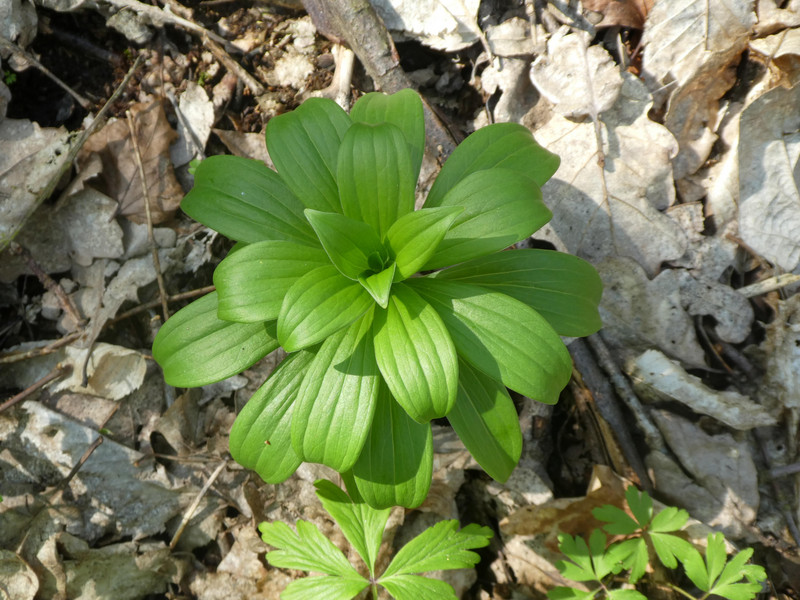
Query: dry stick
[
  {"left": 738, "top": 273, "right": 800, "bottom": 298},
  {"left": 0, "top": 331, "right": 82, "bottom": 365},
  {"left": 201, "top": 34, "right": 265, "bottom": 97},
  {"left": 169, "top": 459, "right": 228, "bottom": 550},
  {"left": 126, "top": 112, "right": 170, "bottom": 322},
  {"left": 1, "top": 54, "right": 144, "bottom": 253},
  {"left": 9, "top": 242, "right": 86, "bottom": 329},
  {"left": 0, "top": 35, "right": 92, "bottom": 109},
  {"left": 111, "top": 285, "right": 216, "bottom": 324},
  {"left": 0, "top": 363, "right": 72, "bottom": 413},
  {"left": 51, "top": 436, "right": 104, "bottom": 495}
]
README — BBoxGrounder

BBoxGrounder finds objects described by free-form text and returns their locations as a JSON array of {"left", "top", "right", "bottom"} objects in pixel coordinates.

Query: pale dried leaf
[
  {"left": 738, "top": 82, "right": 800, "bottom": 271},
  {"left": 630, "top": 349, "right": 776, "bottom": 429},
  {"left": 0, "top": 550, "right": 38, "bottom": 600},
  {"left": 481, "top": 57, "right": 538, "bottom": 123},
  {"left": 759, "top": 295, "right": 800, "bottom": 427},
  {"left": 530, "top": 29, "right": 623, "bottom": 118},
  {"left": 754, "top": 0, "right": 800, "bottom": 35},
  {"left": 534, "top": 73, "right": 685, "bottom": 275},
  {"left": 213, "top": 129, "right": 272, "bottom": 166},
  {"left": 171, "top": 82, "right": 215, "bottom": 167},
  {"left": 642, "top": 0, "right": 756, "bottom": 179},
  {"left": 582, "top": 0, "right": 654, "bottom": 29},
  {"left": 485, "top": 17, "right": 536, "bottom": 57},
  {"left": 77, "top": 100, "right": 183, "bottom": 224},
  {"left": 372, "top": 0, "right": 481, "bottom": 52}
]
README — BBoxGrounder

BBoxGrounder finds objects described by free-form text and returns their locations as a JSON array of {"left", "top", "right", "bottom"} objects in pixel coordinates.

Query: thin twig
[
  {"left": 201, "top": 34, "right": 266, "bottom": 97},
  {"left": 738, "top": 273, "right": 800, "bottom": 298},
  {"left": 9, "top": 242, "right": 86, "bottom": 329},
  {"left": 111, "top": 285, "right": 215, "bottom": 324},
  {"left": 0, "top": 35, "right": 92, "bottom": 109},
  {"left": 0, "top": 363, "right": 72, "bottom": 413},
  {"left": 0, "top": 331, "right": 82, "bottom": 365},
  {"left": 170, "top": 459, "right": 228, "bottom": 550},
  {"left": 51, "top": 436, "right": 104, "bottom": 495},
  {"left": 126, "top": 112, "right": 170, "bottom": 322}
]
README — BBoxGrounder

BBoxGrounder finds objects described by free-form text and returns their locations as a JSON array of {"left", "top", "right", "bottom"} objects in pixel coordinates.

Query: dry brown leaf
[
  {"left": 78, "top": 100, "right": 183, "bottom": 224},
  {"left": 583, "top": 0, "right": 654, "bottom": 29}
]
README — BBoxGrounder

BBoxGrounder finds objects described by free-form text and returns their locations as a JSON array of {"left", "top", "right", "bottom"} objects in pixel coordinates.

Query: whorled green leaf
[
  {"left": 259, "top": 519, "right": 361, "bottom": 578},
  {"left": 229, "top": 351, "right": 315, "bottom": 484},
  {"left": 214, "top": 240, "right": 329, "bottom": 323},
  {"left": 305, "top": 209, "right": 386, "bottom": 280},
  {"left": 337, "top": 121, "right": 416, "bottom": 237},
  {"left": 385, "top": 206, "right": 463, "bottom": 281},
  {"left": 181, "top": 155, "right": 317, "bottom": 245},
  {"left": 280, "top": 576, "right": 368, "bottom": 600},
  {"left": 350, "top": 89, "right": 425, "bottom": 182},
  {"left": 152, "top": 292, "right": 278, "bottom": 387},
  {"left": 278, "top": 265, "right": 373, "bottom": 352},
  {"left": 423, "top": 169, "right": 552, "bottom": 269},
  {"left": 381, "top": 521, "right": 492, "bottom": 577},
  {"left": 426, "top": 122, "right": 560, "bottom": 207},
  {"left": 408, "top": 278, "right": 572, "bottom": 404},
  {"left": 291, "top": 311, "right": 380, "bottom": 472},
  {"left": 358, "top": 263, "right": 396, "bottom": 309},
  {"left": 352, "top": 383, "right": 433, "bottom": 509},
  {"left": 373, "top": 283, "right": 457, "bottom": 422},
  {"left": 379, "top": 575, "right": 458, "bottom": 600},
  {"left": 314, "top": 479, "right": 391, "bottom": 577},
  {"left": 432, "top": 249, "right": 602, "bottom": 336},
  {"left": 649, "top": 532, "right": 693, "bottom": 570},
  {"left": 447, "top": 359, "right": 521, "bottom": 483},
  {"left": 266, "top": 97, "right": 352, "bottom": 212}
]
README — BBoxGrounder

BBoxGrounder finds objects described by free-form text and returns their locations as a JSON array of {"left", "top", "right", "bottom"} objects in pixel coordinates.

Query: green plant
[
  {"left": 548, "top": 486, "right": 767, "bottom": 600},
  {"left": 260, "top": 478, "right": 492, "bottom": 599},
  {"left": 152, "top": 89, "right": 602, "bottom": 508},
  {"left": 3, "top": 71, "right": 16, "bottom": 86}
]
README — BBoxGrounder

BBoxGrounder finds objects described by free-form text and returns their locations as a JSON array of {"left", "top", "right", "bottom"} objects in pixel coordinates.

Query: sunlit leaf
[
  {"left": 305, "top": 209, "right": 385, "bottom": 280},
  {"left": 358, "top": 263, "right": 396, "bottom": 309},
  {"left": 385, "top": 206, "right": 462, "bottom": 281}
]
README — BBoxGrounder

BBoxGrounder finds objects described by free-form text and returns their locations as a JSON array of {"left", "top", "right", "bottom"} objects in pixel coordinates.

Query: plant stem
[
  {"left": 668, "top": 583, "right": 698, "bottom": 599},
  {"left": 371, "top": 583, "right": 378, "bottom": 599}
]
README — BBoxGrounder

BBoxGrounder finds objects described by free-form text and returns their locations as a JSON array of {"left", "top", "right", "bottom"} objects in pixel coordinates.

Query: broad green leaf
[
  {"left": 152, "top": 292, "right": 278, "bottom": 387},
  {"left": 408, "top": 278, "right": 572, "bottom": 404},
  {"left": 215, "top": 240, "right": 329, "bottom": 322},
  {"left": 304, "top": 209, "right": 386, "bottom": 280},
  {"left": 386, "top": 206, "right": 463, "bottom": 280},
  {"left": 382, "top": 521, "right": 492, "bottom": 577},
  {"left": 278, "top": 265, "right": 373, "bottom": 352},
  {"left": 337, "top": 121, "right": 416, "bottom": 237},
  {"left": 266, "top": 97, "right": 352, "bottom": 212},
  {"left": 280, "top": 575, "right": 368, "bottom": 600},
  {"left": 555, "top": 534, "right": 597, "bottom": 582},
  {"left": 423, "top": 169, "right": 552, "bottom": 269},
  {"left": 373, "top": 284, "right": 458, "bottom": 422},
  {"left": 358, "top": 263, "right": 396, "bottom": 309},
  {"left": 625, "top": 486, "right": 652, "bottom": 528},
  {"left": 649, "top": 532, "right": 693, "bottom": 570},
  {"left": 593, "top": 504, "right": 639, "bottom": 535},
  {"left": 547, "top": 587, "right": 598, "bottom": 600},
  {"left": 426, "top": 122, "right": 559, "bottom": 207},
  {"left": 447, "top": 359, "right": 521, "bottom": 483},
  {"left": 432, "top": 249, "right": 602, "bottom": 336},
  {"left": 350, "top": 89, "right": 425, "bottom": 181},
  {"left": 291, "top": 312, "right": 380, "bottom": 471},
  {"left": 352, "top": 384, "right": 433, "bottom": 509},
  {"left": 229, "top": 352, "right": 315, "bottom": 483},
  {"left": 379, "top": 575, "right": 457, "bottom": 600},
  {"left": 181, "top": 155, "right": 317, "bottom": 245},
  {"left": 650, "top": 506, "right": 689, "bottom": 533},
  {"left": 314, "top": 479, "right": 391, "bottom": 576}
]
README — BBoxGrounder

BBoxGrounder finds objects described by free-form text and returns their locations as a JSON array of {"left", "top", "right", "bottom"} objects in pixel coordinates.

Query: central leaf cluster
[{"left": 152, "top": 90, "right": 603, "bottom": 509}]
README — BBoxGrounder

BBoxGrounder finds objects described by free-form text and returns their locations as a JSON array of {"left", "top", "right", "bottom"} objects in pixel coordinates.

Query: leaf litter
[{"left": 1, "top": 0, "right": 800, "bottom": 598}]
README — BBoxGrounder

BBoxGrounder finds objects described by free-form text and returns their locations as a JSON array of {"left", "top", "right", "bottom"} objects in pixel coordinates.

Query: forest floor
[{"left": 1, "top": 0, "right": 800, "bottom": 599}]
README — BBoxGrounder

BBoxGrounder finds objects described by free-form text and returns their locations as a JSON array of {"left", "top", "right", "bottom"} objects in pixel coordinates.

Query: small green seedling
[
  {"left": 152, "top": 89, "right": 602, "bottom": 508},
  {"left": 548, "top": 486, "right": 767, "bottom": 600},
  {"left": 259, "top": 479, "right": 492, "bottom": 600}
]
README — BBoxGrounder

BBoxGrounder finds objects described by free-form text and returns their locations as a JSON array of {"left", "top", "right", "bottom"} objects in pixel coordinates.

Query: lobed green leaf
[
  {"left": 650, "top": 506, "right": 689, "bottom": 533},
  {"left": 423, "top": 169, "right": 552, "bottom": 269},
  {"left": 352, "top": 383, "right": 433, "bottom": 509},
  {"left": 433, "top": 249, "right": 602, "bottom": 336},
  {"left": 379, "top": 575, "right": 458, "bottom": 600},
  {"left": 214, "top": 240, "right": 329, "bottom": 323},
  {"left": 649, "top": 532, "right": 693, "bottom": 570},
  {"left": 278, "top": 265, "right": 373, "bottom": 351},
  {"left": 373, "top": 283, "right": 458, "bottom": 423},
  {"left": 426, "top": 122, "right": 560, "bottom": 207},
  {"left": 350, "top": 89, "right": 425, "bottom": 181},
  {"left": 447, "top": 359, "right": 521, "bottom": 483},
  {"left": 229, "top": 352, "right": 315, "bottom": 484},
  {"left": 152, "top": 292, "right": 278, "bottom": 387},
  {"left": 266, "top": 97, "right": 352, "bottom": 212},
  {"left": 337, "top": 121, "right": 416, "bottom": 237},
  {"left": 280, "top": 575, "right": 368, "bottom": 600},
  {"left": 625, "top": 486, "right": 653, "bottom": 528},
  {"left": 592, "top": 504, "right": 639, "bottom": 536},
  {"left": 181, "top": 155, "right": 317, "bottom": 245},
  {"left": 408, "top": 278, "right": 572, "bottom": 404},
  {"left": 291, "top": 311, "right": 380, "bottom": 472}
]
